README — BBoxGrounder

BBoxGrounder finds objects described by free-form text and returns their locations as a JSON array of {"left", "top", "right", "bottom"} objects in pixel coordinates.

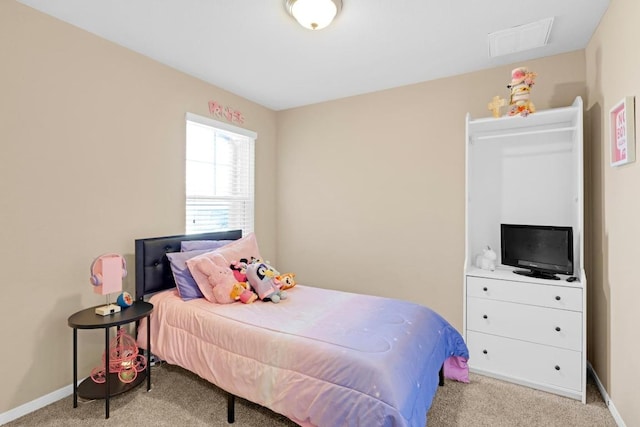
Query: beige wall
[
  {"left": 0, "top": 1, "right": 277, "bottom": 413},
  {"left": 585, "top": 0, "right": 640, "bottom": 425},
  {"left": 276, "top": 52, "right": 586, "bottom": 329}
]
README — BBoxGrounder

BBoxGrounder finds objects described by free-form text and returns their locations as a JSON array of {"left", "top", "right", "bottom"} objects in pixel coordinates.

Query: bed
[{"left": 135, "top": 230, "right": 469, "bottom": 426}]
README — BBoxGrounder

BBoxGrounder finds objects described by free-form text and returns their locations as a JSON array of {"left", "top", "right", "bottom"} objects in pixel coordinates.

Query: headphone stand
[{"left": 95, "top": 295, "right": 121, "bottom": 316}]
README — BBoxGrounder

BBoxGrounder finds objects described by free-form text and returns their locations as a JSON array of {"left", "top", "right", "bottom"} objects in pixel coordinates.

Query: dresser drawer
[
  {"left": 467, "top": 297, "right": 582, "bottom": 351},
  {"left": 467, "top": 276, "right": 582, "bottom": 311},
  {"left": 467, "top": 331, "right": 582, "bottom": 392}
]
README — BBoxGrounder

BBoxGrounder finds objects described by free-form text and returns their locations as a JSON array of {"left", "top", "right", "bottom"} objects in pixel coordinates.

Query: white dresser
[{"left": 465, "top": 267, "right": 585, "bottom": 401}]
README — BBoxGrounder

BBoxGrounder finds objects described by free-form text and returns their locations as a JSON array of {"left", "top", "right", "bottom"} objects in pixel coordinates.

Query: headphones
[{"left": 90, "top": 253, "right": 127, "bottom": 286}]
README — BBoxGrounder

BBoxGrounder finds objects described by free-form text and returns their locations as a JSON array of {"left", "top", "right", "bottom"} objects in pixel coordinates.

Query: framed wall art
[{"left": 610, "top": 96, "right": 636, "bottom": 167}]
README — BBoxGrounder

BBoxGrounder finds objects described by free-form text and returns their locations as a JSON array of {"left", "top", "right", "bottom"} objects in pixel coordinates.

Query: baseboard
[
  {"left": 0, "top": 366, "right": 626, "bottom": 427},
  {"left": 587, "top": 362, "right": 627, "bottom": 427},
  {"left": 1, "top": 355, "right": 159, "bottom": 425},
  {"left": 0, "top": 380, "right": 82, "bottom": 426}
]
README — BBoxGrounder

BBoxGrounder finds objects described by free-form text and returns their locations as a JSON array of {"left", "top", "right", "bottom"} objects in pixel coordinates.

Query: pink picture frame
[{"left": 610, "top": 96, "right": 636, "bottom": 167}]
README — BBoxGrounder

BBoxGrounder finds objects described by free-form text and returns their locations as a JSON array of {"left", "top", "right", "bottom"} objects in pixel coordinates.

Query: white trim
[
  {"left": 185, "top": 112, "right": 257, "bottom": 139},
  {"left": 588, "top": 362, "right": 627, "bottom": 427},
  {"left": 0, "top": 381, "right": 79, "bottom": 426}
]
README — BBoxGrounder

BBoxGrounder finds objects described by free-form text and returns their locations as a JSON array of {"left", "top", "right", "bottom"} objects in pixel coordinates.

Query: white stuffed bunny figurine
[{"left": 475, "top": 246, "right": 497, "bottom": 271}]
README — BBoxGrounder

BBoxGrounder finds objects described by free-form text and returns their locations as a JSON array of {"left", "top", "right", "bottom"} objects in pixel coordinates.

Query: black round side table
[{"left": 68, "top": 301, "right": 153, "bottom": 419}]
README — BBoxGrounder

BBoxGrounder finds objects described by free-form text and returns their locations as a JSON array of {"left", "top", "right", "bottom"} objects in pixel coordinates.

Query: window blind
[{"left": 185, "top": 113, "right": 256, "bottom": 236}]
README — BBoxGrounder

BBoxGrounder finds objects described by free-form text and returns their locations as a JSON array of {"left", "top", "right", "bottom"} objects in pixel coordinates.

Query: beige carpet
[{"left": 6, "top": 363, "right": 616, "bottom": 426}]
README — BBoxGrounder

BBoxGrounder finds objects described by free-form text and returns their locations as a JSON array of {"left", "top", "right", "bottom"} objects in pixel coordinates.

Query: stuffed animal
[
  {"left": 246, "top": 261, "right": 288, "bottom": 303},
  {"left": 275, "top": 273, "right": 297, "bottom": 291},
  {"left": 194, "top": 254, "right": 236, "bottom": 288},
  {"left": 190, "top": 253, "right": 238, "bottom": 304},
  {"left": 230, "top": 259, "right": 249, "bottom": 282},
  {"left": 230, "top": 282, "right": 258, "bottom": 304},
  {"left": 475, "top": 246, "right": 497, "bottom": 271},
  {"left": 507, "top": 67, "right": 536, "bottom": 117}
]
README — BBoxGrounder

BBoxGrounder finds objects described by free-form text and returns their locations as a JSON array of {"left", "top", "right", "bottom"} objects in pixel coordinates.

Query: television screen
[{"left": 501, "top": 224, "right": 573, "bottom": 280}]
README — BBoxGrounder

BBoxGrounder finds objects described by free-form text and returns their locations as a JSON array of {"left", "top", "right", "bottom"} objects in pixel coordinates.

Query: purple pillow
[
  {"left": 181, "top": 240, "right": 233, "bottom": 252},
  {"left": 167, "top": 249, "right": 211, "bottom": 300}
]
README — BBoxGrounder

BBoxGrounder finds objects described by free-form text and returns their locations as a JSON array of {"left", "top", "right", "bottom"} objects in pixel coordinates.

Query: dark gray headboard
[{"left": 135, "top": 230, "right": 242, "bottom": 301}]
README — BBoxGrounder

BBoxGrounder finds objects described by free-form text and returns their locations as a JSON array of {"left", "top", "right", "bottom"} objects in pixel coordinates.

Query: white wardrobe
[{"left": 463, "top": 97, "right": 586, "bottom": 402}]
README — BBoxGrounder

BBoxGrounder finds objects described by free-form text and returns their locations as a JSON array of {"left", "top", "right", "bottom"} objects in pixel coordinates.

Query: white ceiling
[{"left": 17, "top": 0, "right": 610, "bottom": 111}]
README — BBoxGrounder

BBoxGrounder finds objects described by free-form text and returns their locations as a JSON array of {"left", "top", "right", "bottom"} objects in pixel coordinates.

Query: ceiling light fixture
[{"left": 285, "top": 0, "right": 342, "bottom": 30}]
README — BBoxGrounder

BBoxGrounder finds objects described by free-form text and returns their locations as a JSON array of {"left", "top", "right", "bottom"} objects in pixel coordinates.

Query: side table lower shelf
[
  {"left": 68, "top": 301, "right": 153, "bottom": 419},
  {"left": 77, "top": 371, "right": 146, "bottom": 400}
]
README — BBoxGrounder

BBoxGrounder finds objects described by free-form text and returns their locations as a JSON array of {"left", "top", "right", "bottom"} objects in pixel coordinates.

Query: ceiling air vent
[{"left": 488, "top": 17, "right": 554, "bottom": 58}]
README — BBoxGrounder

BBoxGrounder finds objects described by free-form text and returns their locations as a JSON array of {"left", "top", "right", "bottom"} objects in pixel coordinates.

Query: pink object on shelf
[{"left": 91, "top": 328, "right": 146, "bottom": 384}]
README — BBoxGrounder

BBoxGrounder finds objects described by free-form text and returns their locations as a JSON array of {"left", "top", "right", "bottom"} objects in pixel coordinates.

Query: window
[{"left": 185, "top": 113, "right": 256, "bottom": 235}]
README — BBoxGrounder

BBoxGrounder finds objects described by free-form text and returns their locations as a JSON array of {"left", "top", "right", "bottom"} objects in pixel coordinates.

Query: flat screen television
[{"left": 500, "top": 224, "right": 573, "bottom": 280}]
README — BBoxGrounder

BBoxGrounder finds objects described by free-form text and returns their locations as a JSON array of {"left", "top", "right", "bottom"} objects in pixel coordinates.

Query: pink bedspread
[{"left": 137, "top": 285, "right": 468, "bottom": 427}]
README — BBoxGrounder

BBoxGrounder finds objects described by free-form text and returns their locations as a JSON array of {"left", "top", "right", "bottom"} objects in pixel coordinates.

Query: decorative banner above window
[{"left": 208, "top": 101, "right": 245, "bottom": 125}]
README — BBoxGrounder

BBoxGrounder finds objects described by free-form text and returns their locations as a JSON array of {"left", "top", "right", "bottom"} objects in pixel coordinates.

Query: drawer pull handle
[
  {"left": 555, "top": 296, "right": 561, "bottom": 301},
  {"left": 482, "top": 350, "right": 488, "bottom": 355},
  {"left": 555, "top": 365, "right": 561, "bottom": 371},
  {"left": 483, "top": 287, "right": 488, "bottom": 292},
  {"left": 482, "top": 315, "right": 488, "bottom": 319},
  {"left": 555, "top": 327, "right": 561, "bottom": 332}
]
